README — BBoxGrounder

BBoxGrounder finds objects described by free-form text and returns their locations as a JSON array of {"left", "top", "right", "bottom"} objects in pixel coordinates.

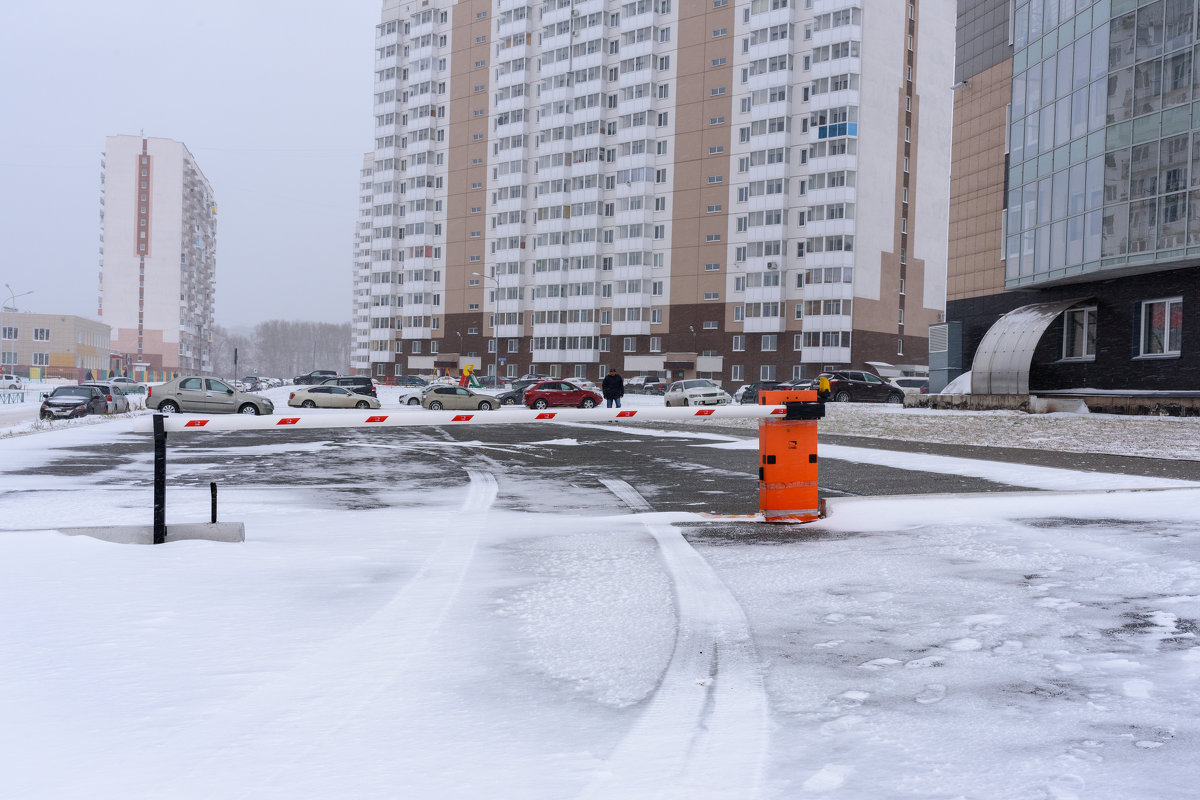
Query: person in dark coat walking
[{"left": 602, "top": 368, "right": 624, "bottom": 408}]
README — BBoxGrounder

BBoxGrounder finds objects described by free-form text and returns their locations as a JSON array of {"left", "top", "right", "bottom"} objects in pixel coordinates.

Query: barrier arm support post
[
  {"left": 153, "top": 413, "right": 167, "bottom": 544},
  {"left": 757, "top": 389, "right": 824, "bottom": 523}
]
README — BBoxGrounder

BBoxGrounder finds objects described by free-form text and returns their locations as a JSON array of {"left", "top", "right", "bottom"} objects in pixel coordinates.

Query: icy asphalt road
[{"left": 2, "top": 413, "right": 1199, "bottom": 799}]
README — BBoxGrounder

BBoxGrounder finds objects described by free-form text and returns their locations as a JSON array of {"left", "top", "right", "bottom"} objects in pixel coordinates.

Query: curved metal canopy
[{"left": 970, "top": 297, "right": 1092, "bottom": 395}]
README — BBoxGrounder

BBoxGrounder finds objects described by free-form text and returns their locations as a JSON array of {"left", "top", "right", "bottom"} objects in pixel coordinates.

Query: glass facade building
[{"left": 1006, "top": 0, "right": 1200, "bottom": 286}]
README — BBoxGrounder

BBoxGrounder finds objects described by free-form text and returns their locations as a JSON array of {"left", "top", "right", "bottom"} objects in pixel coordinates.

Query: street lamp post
[
  {"left": 3, "top": 284, "right": 34, "bottom": 376},
  {"left": 472, "top": 272, "right": 499, "bottom": 383}
]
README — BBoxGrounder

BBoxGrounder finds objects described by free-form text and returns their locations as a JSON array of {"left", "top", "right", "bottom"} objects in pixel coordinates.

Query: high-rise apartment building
[
  {"left": 354, "top": 0, "right": 953, "bottom": 385},
  {"left": 99, "top": 135, "right": 216, "bottom": 380},
  {"left": 946, "top": 0, "right": 1200, "bottom": 395}
]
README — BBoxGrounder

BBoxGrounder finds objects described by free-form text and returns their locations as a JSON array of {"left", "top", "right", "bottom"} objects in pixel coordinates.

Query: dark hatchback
[
  {"left": 320, "top": 376, "right": 377, "bottom": 398},
  {"left": 496, "top": 378, "right": 543, "bottom": 405},
  {"left": 822, "top": 371, "right": 905, "bottom": 403},
  {"left": 40, "top": 386, "right": 108, "bottom": 420}
]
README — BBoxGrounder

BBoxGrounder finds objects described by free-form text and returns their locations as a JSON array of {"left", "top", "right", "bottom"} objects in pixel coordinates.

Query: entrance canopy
[{"left": 970, "top": 297, "right": 1091, "bottom": 395}]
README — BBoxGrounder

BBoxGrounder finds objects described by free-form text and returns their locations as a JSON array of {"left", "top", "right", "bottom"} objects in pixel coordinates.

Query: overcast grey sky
[{"left": 0, "top": 1, "right": 380, "bottom": 328}]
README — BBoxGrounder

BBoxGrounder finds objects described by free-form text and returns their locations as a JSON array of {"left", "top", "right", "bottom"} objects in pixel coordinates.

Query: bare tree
[{"left": 209, "top": 321, "right": 350, "bottom": 379}]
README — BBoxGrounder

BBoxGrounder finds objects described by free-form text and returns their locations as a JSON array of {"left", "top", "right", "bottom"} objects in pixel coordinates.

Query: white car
[
  {"left": 398, "top": 386, "right": 426, "bottom": 405},
  {"left": 1, "top": 373, "right": 22, "bottom": 390},
  {"left": 890, "top": 377, "right": 929, "bottom": 396},
  {"left": 663, "top": 379, "right": 732, "bottom": 407}
]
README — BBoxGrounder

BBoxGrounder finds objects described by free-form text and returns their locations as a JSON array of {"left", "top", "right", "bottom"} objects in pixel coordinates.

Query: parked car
[
  {"left": 39, "top": 386, "right": 107, "bottom": 420},
  {"left": 80, "top": 381, "right": 132, "bottom": 414},
  {"left": 240, "top": 376, "right": 265, "bottom": 391},
  {"left": 495, "top": 378, "right": 544, "bottom": 405},
  {"left": 109, "top": 376, "right": 139, "bottom": 385},
  {"left": 890, "top": 377, "right": 929, "bottom": 396},
  {"left": 625, "top": 375, "right": 662, "bottom": 393},
  {"left": 289, "top": 385, "right": 380, "bottom": 409},
  {"left": 397, "top": 386, "right": 426, "bottom": 405},
  {"left": 319, "top": 376, "right": 377, "bottom": 398},
  {"left": 2, "top": 373, "right": 23, "bottom": 389},
  {"left": 821, "top": 371, "right": 906, "bottom": 404},
  {"left": 735, "top": 380, "right": 786, "bottom": 404},
  {"left": 663, "top": 379, "right": 732, "bottom": 407},
  {"left": 293, "top": 370, "right": 339, "bottom": 385},
  {"left": 523, "top": 380, "right": 602, "bottom": 409},
  {"left": 395, "top": 374, "right": 429, "bottom": 387},
  {"left": 147, "top": 376, "right": 275, "bottom": 415},
  {"left": 640, "top": 380, "right": 668, "bottom": 395},
  {"left": 474, "top": 375, "right": 506, "bottom": 390},
  {"left": 422, "top": 386, "right": 498, "bottom": 411}
]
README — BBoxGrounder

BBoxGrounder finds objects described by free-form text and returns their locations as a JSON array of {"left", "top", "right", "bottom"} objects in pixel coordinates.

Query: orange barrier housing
[{"left": 757, "top": 389, "right": 823, "bottom": 523}]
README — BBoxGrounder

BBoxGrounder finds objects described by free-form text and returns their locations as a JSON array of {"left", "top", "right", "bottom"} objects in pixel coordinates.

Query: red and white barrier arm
[{"left": 134, "top": 404, "right": 789, "bottom": 433}]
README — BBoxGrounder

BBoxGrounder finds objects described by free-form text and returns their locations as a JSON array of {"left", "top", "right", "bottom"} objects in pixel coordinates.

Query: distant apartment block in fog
[
  {"left": 99, "top": 135, "right": 216, "bottom": 379},
  {"left": 351, "top": 0, "right": 954, "bottom": 384}
]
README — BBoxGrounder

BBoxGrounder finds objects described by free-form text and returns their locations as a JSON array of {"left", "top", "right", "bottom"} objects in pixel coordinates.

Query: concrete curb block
[{"left": 54, "top": 522, "right": 246, "bottom": 545}]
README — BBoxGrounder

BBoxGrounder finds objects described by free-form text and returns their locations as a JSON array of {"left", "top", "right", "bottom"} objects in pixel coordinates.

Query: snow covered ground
[{"left": 1, "top": 390, "right": 1199, "bottom": 798}]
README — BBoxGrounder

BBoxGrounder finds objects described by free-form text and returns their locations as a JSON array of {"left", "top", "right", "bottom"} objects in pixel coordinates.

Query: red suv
[{"left": 523, "top": 380, "right": 602, "bottom": 409}]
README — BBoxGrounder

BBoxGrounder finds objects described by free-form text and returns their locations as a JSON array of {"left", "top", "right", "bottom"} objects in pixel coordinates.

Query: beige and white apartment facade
[
  {"left": 353, "top": 0, "right": 953, "bottom": 384},
  {"left": 99, "top": 135, "right": 216, "bottom": 380}
]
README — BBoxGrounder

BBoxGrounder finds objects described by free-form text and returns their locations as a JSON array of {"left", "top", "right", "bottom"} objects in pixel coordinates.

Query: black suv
[
  {"left": 822, "top": 371, "right": 905, "bottom": 404},
  {"left": 737, "top": 380, "right": 786, "bottom": 404},
  {"left": 294, "top": 370, "right": 338, "bottom": 385},
  {"left": 320, "top": 376, "right": 377, "bottom": 397}
]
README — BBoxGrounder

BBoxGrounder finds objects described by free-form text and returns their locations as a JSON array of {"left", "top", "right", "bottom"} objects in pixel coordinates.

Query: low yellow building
[{"left": 0, "top": 312, "right": 111, "bottom": 381}]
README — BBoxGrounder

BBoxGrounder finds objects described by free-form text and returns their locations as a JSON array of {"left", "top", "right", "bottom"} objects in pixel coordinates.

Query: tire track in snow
[
  {"left": 118, "top": 470, "right": 498, "bottom": 798},
  {"left": 582, "top": 479, "right": 768, "bottom": 800}
]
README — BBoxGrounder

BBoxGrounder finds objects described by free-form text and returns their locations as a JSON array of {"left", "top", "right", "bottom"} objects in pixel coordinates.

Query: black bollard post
[
  {"left": 210, "top": 482, "right": 218, "bottom": 524},
  {"left": 153, "top": 414, "right": 167, "bottom": 544}
]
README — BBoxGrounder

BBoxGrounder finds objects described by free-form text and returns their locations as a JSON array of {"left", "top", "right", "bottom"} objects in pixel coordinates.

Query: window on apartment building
[
  {"left": 898, "top": 339, "right": 904, "bottom": 356},
  {"left": 32, "top": 353, "right": 50, "bottom": 366},
  {"left": 713, "top": 28, "right": 727, "bottom": 38},
  {"left": 1, "top": 327, "right": 16, "bottom": 340},
  {"left": 731, "top": 364, "right": 744, "bottom": 382},
  {"left": 761, "top": 335, "right": 777, "bottom": 352},
  {"left": 1062, "top": 306, "right": 1097, "bottom": 360},
  {"left": 623, "top": 337, "right": 636, "bottom": 353},
  {"left": 33, "top": 328, "right": 50, "bottom": 341},
  {"left": 732, "top": 335, "right": 745, "bottom": 351},
  {"left": 651, "top": 308, "right": 663, "bottom": 323},
  {"left": 703, "top": 321, "right": 718, "bottom": 329},
  {"left": 712, "top": 57, "right": 727, "bottom": 66},
  {"left": 650, "top": 336, "right": 662, "bottom": 352},
  {"left": 760, "top": 365, "right": 776, "bottom": 381},
  {"left": 1140, "top": 298, "right": 1182, "bottom": 356},
  {"left": 704, "top": 292, "right": 720, "bottom": 300}
]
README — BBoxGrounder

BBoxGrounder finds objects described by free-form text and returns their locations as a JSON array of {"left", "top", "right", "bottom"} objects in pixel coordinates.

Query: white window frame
[
  {"left": 1062, "top": 306, "right": 1097, "bottom": 360},
  {"left": 1139, "top": 297, "right": 1183, "bottom": 357}
]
